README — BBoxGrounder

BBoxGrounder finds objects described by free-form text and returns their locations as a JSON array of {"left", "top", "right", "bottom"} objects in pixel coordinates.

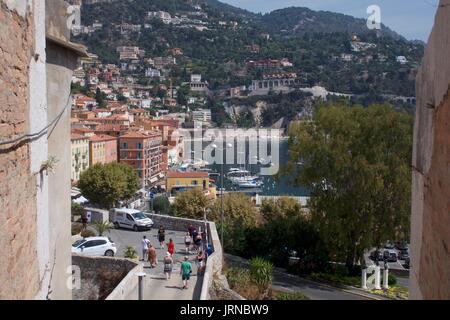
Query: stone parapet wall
[
  {"left": 147, "top": 213, "right": 207, "bottom": 233},
  {"left": 72, "top": 254, "right": 140, "bottom": 300}
]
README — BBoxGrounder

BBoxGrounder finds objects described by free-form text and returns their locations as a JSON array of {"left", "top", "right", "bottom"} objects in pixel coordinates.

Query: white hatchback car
[{"left": 72, "top": 236, "right": 117, "bottom": 257}]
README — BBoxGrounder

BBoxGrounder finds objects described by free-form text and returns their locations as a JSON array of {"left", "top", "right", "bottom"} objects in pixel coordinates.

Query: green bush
[
  {"left": 249, "top": 257, "right": 274, "bottom": 293},
  {"left": 93, "top": 221, "right": 112, "bottom": 236},
  {"left": 225, "top": 267, "right": 251, "bottom": 290},
  {"left": 274, "top": 291, "right": 310, "bottom": 300},
  {"left": 388, "top": 273, "right": 397, "bottom": 286},
  {"left": 124, "top": 246, "right": 138, "bottom": 260}
]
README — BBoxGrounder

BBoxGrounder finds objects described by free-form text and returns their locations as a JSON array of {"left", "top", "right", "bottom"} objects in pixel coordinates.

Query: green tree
[
  {"left": 286, "top": 103, "right": 413, "bottom": 270},
  {"left": 95, "top": 88, "right": 107, "bottom": 107},
  {"left": 78, "top": 162, "right": 140, "bottom": 209},
  {"left": 210, "top": 193, "right": 258, "bottom": 253},
  {"left": 71, "top": 201, "right": 84, "bottom": 218},
  {"left": 152, "top": 195, "right": 171, "bottom": 215},
  {"left": 171, "top": 189, "right": 209, "bottom": 219}
]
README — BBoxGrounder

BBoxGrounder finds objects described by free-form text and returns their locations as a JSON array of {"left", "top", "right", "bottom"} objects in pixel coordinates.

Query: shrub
[
  {"left": 226, "top": 267, "right": 251, "bottom": 290},
  {"left": 225, "top": 267, "right": 260, "bottom": 300},
  {"left": 124, "top": 246, "right": 138, "bottom": 260},
  {"left": 249, "top": 257, "right": 273, "bottom": 297},
  {"left": 71, "top": 223, "right": 83, "bottom": 236},
  {"left": 93, "top": 221, "right": 112, "bottom": 236},
  {"left": 274, "top": 291, "right": 310, "bottom": 300},
  {"left": 388, "top": 273, "right": 397, "bottom": 286},
  {"left": 80, "top": 229, "right": 97, "bottom": 238}
]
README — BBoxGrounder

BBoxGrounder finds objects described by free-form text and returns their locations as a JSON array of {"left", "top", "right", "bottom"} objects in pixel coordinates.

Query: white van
[{"left": 110, "top": 208, "right": 154, "bottom": 231}]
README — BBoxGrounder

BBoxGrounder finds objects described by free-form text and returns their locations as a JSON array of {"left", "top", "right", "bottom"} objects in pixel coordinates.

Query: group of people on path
[{"left": 139, "top": 224, "right": 207, "bottom": 290}]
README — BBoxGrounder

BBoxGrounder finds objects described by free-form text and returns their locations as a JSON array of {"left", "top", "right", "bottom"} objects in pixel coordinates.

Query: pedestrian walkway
[{"left": 141, "top": 231, "right": 203, "bottom": 300}]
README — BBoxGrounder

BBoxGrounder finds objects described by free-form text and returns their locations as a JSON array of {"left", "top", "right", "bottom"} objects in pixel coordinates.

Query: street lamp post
[{"left": 212, "top": 142, "right": 233, "bottom": 246}]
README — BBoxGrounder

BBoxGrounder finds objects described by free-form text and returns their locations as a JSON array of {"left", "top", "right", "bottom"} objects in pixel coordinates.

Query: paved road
[
  {"left": 271, "top": 271, "right": 369, "bottom": 300},
  {"left": 225, "top": 254, "right": 373, "bottom": 300},
  {"left": 108, "top": 228, "right": 203, "bottom": 300}
]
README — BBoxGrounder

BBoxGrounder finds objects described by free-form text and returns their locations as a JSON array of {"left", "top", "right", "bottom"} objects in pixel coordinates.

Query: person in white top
[
  {"left": 184, "top": 232, "right": 192, "bottom": 254},
  {"left": 141, "top": 236, "right": 151, "bottom": 261}
]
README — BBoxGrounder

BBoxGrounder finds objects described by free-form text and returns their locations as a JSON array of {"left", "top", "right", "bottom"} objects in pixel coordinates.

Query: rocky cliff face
[{"left": 411, "top": 0, "right": 450, "bottom": 300}]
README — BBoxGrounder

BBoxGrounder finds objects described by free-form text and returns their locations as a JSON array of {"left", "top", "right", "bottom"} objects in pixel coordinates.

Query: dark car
[
  {"left": 398, "top": 249, "right": 409, "bottom": 260},
  {"left": 383, "top": 250, "right": 398, "bottom": 262},
  {"left": 404, "top": 257, "right": 410, "bottom": 269},
  {"left": 395, "top": 241, "right": 409, "bottom": 251},
  {"left": 384, "top": 242, "right": 395, "bottom": 249},
  {"left": 370, "top": 250, "right": 383, "bottom": 261}
]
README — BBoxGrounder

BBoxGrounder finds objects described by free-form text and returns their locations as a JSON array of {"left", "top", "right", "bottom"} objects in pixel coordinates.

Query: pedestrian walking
[
  {"left": 194, "top": 233, "right": 202, "bottom": 253},
  {"left": 81, "top": 212, "right": 88, "bottom": 230},
  {"left": 148, "top": 245, "right": 158, "bottom": 268},
  {"left": 163, "top": 252, "right": 173, "bottom": 280},
  {"left": 180, "top": 256, "right": 192, "bottom": 289},
  {"left": 158, "top": 225, "right": 166, "bottom": 249},
  {"left": 197, "top": 250, "right": 205, "bottom": 275},
  {"left": 188, "top": 224, "right": 195, "bottom": 237},
  {"left": 184, "top": 232, "right": 192, "bottom": 254},
  {"left": 167, "top": 238, "right": 175, "bottom": 256},
  {"left": 141, "top": 236, "right": 151, "bottom": 261}
]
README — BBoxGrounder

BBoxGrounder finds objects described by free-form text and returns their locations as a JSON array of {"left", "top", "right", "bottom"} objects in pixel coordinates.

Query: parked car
[
  {"left": 370, "top": 250, "right": 383, "bottom": 261},
  {"left": 383, "top": 249, "right": 398, "bottom": 262},
  {"left": 384, "top": 242, "right": 396, "bottom": 249},
  {"left": 398, "top": 249, "right": 409, "bottom": 260},
  {"left": 395, "top": 241, "right": 409, "bottom": 251},
  {"left": 72, "top": 236, "right": 116, "bottom": 257},
  {"left": 110, "top": 208, "right": 153, "bottom": 231}
]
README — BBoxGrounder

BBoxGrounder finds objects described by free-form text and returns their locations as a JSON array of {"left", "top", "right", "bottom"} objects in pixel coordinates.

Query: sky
[{"left": 221, "top": 0, "right": 439, "bottom": 41}]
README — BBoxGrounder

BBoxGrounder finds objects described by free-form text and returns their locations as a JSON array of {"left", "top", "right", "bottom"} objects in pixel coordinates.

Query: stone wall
[
  {"left": 72, "top": 254, "right": 140, "bottom": 300},
  {"left": 0, "top": 0, "right": 40, "bottom": 300},
  {"left": 411, "top": 0, "right": 450, "bottom": 300},
  {"left": 147, "top": 213, "right": 207, "bottom": 233}
]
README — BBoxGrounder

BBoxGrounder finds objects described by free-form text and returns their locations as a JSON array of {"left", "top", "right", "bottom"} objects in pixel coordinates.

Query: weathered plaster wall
[
  {"left": 0, "top": 0, "right": 40, "bottom": 299},
  {"left": 45, "top": 0, "right": 79, "bottom": 299},
  {"left": 411, "top": 0, "right": 450, "bottom": 300},
  {"left": 29, "top": 0, "right": 51, "bottom": 301}
]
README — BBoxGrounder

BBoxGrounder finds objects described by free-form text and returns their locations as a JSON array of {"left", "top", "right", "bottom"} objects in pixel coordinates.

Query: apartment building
[
  {"left": 119, "top": 131, "right": 163, "bottom": 187},
  {"left": 89, "top": 134, "right": 118, "bottom": 165},
  {"left": 71, "top": 134, "right": 90, "bottom": 182}
]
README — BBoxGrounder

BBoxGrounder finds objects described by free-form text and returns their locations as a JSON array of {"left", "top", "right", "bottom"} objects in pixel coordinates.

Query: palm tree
[{"left": 93, "top": 221, "right": 112, "bottom": 236}]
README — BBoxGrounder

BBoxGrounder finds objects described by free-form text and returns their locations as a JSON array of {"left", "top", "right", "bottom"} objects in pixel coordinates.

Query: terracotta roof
[
  {"left": 73, "top": 127, "right": 93, "bottom": 133},
  {"left": 130, "top": 108, "right": 147, "bottom": 114},
  {"left": 76, "top": 96, "right": 96, "bottom": 102},
  {"left": 95, "top": 124, "right": 123, "bottom": 132},
  {"left": 101, "top": 115, "right": 129, "bottom": 121},
  {"left": 120, "top": 130, "right": 162, "bottom": 139},
  {"left": 89, "top": 134, "right": 117, "bottom": 142},
  {"left": 71, "top": 133, "right": 88, "bottom": 141},
  {"left": 167, "top": 171, "right": 209, "bottom": 179}
]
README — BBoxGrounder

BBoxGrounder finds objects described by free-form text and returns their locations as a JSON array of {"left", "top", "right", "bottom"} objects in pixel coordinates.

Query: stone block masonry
[{"left": 0, "top": 1, "right": 40, "bottom": 299}]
